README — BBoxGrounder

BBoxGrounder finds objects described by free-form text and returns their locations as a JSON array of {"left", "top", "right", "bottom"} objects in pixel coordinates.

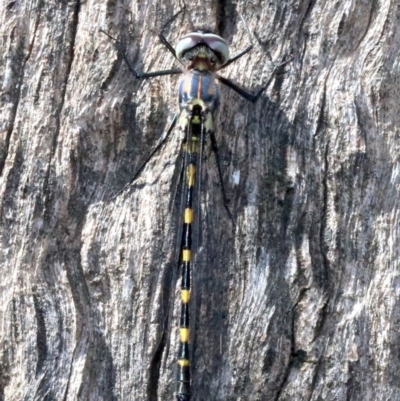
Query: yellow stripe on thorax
[{"left": 197, "top": 75, "right": 202, "bottom": 99}]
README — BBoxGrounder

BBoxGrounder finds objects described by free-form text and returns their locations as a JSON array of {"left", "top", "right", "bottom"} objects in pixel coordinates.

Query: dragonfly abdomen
[{"left": 176, "top": 114, "right": 200, "bottom": 401}]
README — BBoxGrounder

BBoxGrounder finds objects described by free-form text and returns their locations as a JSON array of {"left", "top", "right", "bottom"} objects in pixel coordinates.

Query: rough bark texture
[{"left": 0, "top": 0, "right": 399, "bottom": 400}]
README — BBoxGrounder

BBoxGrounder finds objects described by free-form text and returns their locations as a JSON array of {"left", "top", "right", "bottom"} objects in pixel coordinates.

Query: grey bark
[{"left": 0, "top": 0, "right": 399, "bottom": 400}]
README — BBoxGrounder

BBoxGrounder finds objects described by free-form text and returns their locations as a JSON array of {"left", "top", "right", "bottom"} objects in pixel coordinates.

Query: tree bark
[{"left": 0, "top": 0, "right": 399, "bottom": 400}]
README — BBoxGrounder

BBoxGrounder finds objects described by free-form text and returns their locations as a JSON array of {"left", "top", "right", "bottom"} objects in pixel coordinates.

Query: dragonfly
[{"left": 101, "top": 6, "right": 291, "bottom": 401}]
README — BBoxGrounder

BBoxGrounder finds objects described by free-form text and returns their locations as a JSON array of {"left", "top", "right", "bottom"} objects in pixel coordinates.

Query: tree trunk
[{"left": 1, "top": 0, "right": 398, "bottom": 400}]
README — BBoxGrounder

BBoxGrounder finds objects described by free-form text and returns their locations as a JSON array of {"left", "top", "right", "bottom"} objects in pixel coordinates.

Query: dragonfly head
[{"left": 175, "top": 32, "right": 229, "bottom": 70}]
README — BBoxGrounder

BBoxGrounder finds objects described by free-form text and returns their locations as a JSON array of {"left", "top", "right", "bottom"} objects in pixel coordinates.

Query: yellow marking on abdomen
[
  {"left": 184, "top": 208, "right": 193, "bottom": 223},
  {"left": 183, "top": 138, "right": 198, "bottom": 153},
  {"left": 192, "top": 115, "right": 201, "bottom": 124},
  {"left": 182, "top": 250, "right": 191, "bottom": 261},
  {"left": 180, "top": 328, "right": 189, "bottom": 342},
  {"left": 181, "top": 289, "right": 190, "bottom": 303},
  {"left": 178, "top": 359, "right": 190, "bottom": 367},
  {"left": 186, "top": 164, "right": 196, "bottom": 187}
]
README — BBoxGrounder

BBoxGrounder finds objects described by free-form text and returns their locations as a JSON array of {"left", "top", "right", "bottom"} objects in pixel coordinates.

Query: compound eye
[
  {"left": 175, "top": 33, "right": 203, "bottom": 60},
  {"left": 202, "top": 33, "right": 229, "bottom": 65}
]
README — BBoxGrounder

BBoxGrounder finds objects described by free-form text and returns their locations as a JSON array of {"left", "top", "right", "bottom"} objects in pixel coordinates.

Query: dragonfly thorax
[{"left": 179, "top": 70, "right": 219, "bottom": 113}]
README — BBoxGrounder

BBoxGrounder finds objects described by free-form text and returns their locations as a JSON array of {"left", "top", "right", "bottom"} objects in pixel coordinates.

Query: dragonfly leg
[
  {"left": 100, "top": 29, "right": 182, "bottom": 79},
  {"left": 217, "top": 11, "right": 293, "bottom": 101},
  {"left": 217, "top": 56, "right": 293, "bottom": 102},
  {"left": 217, "top": 14, "right": 254, "bottom": 70},
  {"left": 112, "top": 113, "right": 178, "bottom": 198},
  {"left": 158, "top": 6, "right": 186, "bottom": 60}
]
